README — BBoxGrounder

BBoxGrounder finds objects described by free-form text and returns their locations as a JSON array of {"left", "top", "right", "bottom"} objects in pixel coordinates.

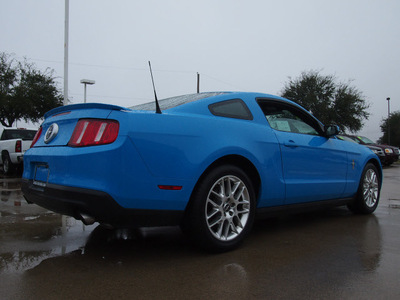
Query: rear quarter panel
[{"left": 109, "top": 105, "right": 286, "bottom": 208}]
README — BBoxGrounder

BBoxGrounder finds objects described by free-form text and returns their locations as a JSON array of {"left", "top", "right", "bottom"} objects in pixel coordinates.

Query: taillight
[
  {"left": 68, "top": 119, "right": 119, "bottom": 147},
  {"left": 30, "top": 127, "right": 43, "bottom": 148},
  {"left": 16, "top": 140, "right": 22, "bottom": 152}
]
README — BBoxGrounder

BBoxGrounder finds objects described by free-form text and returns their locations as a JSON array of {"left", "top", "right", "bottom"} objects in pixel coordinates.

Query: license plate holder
[{"left": 33, "top": 165, "right": 49, "bottom": 187}]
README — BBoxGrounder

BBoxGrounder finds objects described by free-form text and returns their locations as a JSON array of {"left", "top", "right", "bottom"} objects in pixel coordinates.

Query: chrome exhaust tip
[{"left": 79, "top": 213, "right": 95, "bottom": 225}]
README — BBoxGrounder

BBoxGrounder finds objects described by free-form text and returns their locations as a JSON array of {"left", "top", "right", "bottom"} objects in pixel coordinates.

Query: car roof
[
  {"left": 130, "top": 91, "right": 295, "bottom": 112},
  {"left": 130, "top": 92, "right": 229, "bottom": 111},
  {"left": 127, "top": 91, "right": 325, "bottom": 127}
]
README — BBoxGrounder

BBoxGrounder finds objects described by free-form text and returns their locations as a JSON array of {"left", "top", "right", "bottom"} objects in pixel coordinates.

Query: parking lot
[{"left": 1, "top": 165, "right": 400, "bottom": 299}]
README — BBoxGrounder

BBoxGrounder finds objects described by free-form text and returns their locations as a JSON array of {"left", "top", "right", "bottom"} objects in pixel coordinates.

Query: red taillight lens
[
  {"left": 68, "top": 119, "right": 119, "bottom": 147},
  {"left": 158, "top": 185, "right": 183, "bottom": 190},
  {"left": 16, "top": 140, "right": 22, "bottom": 152},
  {"left": 30, "top": 127, "right": 43, "bottom": 148}
]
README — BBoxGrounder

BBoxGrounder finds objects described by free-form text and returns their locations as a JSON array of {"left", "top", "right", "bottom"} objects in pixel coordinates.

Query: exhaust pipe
[{"left": 79, "top": 213, "right": 95, "bottom": 225}]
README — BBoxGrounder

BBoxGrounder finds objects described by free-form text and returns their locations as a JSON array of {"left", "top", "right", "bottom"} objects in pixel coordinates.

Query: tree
[
  {"left": 378, "top": 111, "right": 400, "bottom": 146},
  {"left": 0, "top": 52, "right": 63, "bottom": 127},
  {"left": 281, "top": 70, "right": 370, "bottom": 133}
]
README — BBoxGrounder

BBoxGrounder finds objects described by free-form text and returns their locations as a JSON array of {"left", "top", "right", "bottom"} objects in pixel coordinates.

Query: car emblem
[{"left": 44, "top": 123, "right": 59, "bottom": 144}]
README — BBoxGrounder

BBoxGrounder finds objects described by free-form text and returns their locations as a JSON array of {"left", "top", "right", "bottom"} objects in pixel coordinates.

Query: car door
[{"left": 258, "top": 99, "right": 348, "bottom": 204}]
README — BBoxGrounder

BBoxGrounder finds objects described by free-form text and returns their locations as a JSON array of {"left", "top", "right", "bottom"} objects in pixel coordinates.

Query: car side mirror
[{"left": 324, "top": 125, "right": 340, "bottom": 137}]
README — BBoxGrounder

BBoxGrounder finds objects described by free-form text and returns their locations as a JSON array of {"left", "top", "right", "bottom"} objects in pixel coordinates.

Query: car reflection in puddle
[
  {"left": 0, "top": 177, "right": 97, "bottom": 273},
  {"left": 0, "top": 212, "right": 97, "bottom": 273}
]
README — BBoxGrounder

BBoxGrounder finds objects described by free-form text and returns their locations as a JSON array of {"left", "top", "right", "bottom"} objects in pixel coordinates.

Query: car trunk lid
[{"left": 33, "top": 103, "right": 129, "bottom": 147}]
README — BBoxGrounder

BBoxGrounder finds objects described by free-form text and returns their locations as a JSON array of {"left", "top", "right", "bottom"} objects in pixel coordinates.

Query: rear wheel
[
  {"left": 348, "top": 163, "right": 380, "bottom": 214},
  {"left": 2, "top": 153, "right": 15, "bottom": 175},
  {"left": 184, "top": 165, "right": 256, "bottom": 252}
]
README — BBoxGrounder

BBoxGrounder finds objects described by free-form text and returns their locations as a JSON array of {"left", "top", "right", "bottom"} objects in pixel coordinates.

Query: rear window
[
  {"left": 130, "top": 92, "right": 227, "bottom": 111},
  {"left": 209, "top": 99, "right": 253, "bottom": 120},
  {"left": 1, "top": 129, "right": 37, "bottom": 141}
]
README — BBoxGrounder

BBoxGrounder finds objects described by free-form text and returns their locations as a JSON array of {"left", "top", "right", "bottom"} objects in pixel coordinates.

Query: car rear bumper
[
  {"left": 23, "top": 137, "right": 193, "bottom": 211},
  {"left": 21, "top": 179, "right": 184, "bottom": 227},
  {"left": 10, "top": 152, "right": 24, "bottom": 164}
]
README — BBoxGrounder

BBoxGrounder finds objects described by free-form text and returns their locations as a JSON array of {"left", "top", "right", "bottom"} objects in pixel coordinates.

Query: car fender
[{"left": 341, "top": 142, "right": 382, "bottom": 197}]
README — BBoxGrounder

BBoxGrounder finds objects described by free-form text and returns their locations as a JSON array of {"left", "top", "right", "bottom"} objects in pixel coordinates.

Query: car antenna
[{"left": 148, "top": 61, "right": 162, "bottom": 114}]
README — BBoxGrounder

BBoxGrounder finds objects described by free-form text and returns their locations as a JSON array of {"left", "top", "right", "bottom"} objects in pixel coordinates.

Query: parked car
[
  {"left": 22, "top": 92, "right": 382, "bottom": 251},
  {"left": 0, "top": 127, "right": 37, "bottom": 175},
  {"left": 337, "top": 135, "right": 386, "bottom": 162},
  {"left": 341, "top": 135, "right": 399, "bottom": 166}
]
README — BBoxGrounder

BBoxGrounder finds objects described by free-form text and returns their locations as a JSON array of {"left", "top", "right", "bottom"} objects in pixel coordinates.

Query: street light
[
  {"left": 387, "top": 97, "right": 391, "bottom": 144},
  {"left": 64, "top": 0, "right": 69, "bottom": 106},
  {"left": 80, "top": 79, "right": 95, "bottom": 103}
]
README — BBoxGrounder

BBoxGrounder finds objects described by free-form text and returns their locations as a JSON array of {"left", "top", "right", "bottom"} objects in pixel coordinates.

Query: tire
[
  {"left": 348, "top": 163, "right": 380, "bottom": 214},
  {"left": 2, "top": 153, "right": 15, "bottom": 175},
  {"left": 183, "top": 165, "right": 256, "bottom": 252}
]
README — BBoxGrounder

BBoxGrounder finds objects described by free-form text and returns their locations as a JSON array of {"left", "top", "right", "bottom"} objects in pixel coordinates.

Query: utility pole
[
  {"left": 64, "top": 0, "right": 69, "bottom": 106},
  {"left": 197, "top": 72, "right": 200, "bottom": 93},
  {"left": 387, "top": 97, "right": 391, "bottom": 144}
]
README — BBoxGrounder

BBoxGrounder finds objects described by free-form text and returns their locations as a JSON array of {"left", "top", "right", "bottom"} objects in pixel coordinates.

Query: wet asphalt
[{"left": 1, "top": 165, "right": 399, "bottom": 299}]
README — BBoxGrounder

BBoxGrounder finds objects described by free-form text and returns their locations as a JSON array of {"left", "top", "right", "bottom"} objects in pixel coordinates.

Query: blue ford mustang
[{"left": 22, "top": 92, "right": 382, "bottom": 251}]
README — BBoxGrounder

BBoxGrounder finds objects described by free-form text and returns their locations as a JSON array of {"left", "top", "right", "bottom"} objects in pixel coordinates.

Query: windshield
[
  {"left": 358, "top": 136, "right": 374, "bottom": 145},
  {"left": 337, "top": 135, "right": 357, "bottom": 143}
]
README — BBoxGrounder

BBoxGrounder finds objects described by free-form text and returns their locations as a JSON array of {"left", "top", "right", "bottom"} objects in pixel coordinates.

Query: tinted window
[
  {"left": 1, "top": 129, "right": 37, "bottom": 140},
  {"left": 358, "top": 136, "right": 374, "bottom": 144},
  {"left": 209, "top": 99, "right": 253, "bottom": 120},
  {"left": 337, "top": 135, "right": 357, "bottom": 143},
  {"left": 258, "top": 100, "right": 322, "bottom": 136}
]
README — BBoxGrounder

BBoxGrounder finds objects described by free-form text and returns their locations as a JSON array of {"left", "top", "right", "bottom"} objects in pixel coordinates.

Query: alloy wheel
[
  {"left": 363, "top": 168, "right": 379, "bottom": 208},
  {"left": 205, "top": 175, "right": 250, "bottom": 241}
]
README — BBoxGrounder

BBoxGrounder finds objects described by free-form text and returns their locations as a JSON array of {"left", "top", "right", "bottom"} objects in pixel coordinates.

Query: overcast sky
[{"left": 1, "top": 0, "right": 399, "bottom": 141}]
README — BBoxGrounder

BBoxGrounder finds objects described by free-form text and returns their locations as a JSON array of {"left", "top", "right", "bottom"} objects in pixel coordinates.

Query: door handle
[{"left": 284, "top": 140, "right": 298, "bottom": 148}]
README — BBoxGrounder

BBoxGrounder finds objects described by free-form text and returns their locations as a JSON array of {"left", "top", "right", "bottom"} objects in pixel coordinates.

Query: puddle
[
  {"left": 0, "top": 180, "right": 97, "bottom": 274},
  {"left": 0, "top": 178, "right": 22, "bottom": 191},
  {"left": 0, "top": 214, "right": 96, "bottom": 274}
]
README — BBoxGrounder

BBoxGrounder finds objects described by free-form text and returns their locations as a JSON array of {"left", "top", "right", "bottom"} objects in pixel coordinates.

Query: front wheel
[
  {"left": 183, "top": 165, "right": 256, "bottom": 252},
  {"left": 348, "top": 163, "right": 381, "bottom": 214}
]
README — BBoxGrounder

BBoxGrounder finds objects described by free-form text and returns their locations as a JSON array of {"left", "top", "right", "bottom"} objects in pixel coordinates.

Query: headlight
[{"left": 385, "top": 148, "right": 393, "bottom": 154}]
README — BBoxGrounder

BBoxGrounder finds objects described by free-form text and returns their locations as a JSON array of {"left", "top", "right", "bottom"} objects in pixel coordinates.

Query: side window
[
  {"left": 258, "top": 100, "right": 321, "bottom": 136},
  {"left": 1, "top": 130, "right": 8, "bottom": 140},
  {"left": 209, "top": 99, "right": 253, "bottom": 120}
]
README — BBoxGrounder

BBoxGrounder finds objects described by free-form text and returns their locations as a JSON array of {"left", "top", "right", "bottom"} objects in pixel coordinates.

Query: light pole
[
  {"left": 64, "top": 0, "right": 69, "bottom": 106},
  {"left": 387, "top": 97, "right": 391, "bottom": 144},
  {"left": 80, "top": 79, "right": 95, "bottom": 103}
]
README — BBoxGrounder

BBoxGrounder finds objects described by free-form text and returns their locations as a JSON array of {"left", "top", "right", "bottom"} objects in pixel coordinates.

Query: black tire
[
  {"left": 2, "top": 153, "right": 15, "bottom": 175},
  {"left": 348, "top": 163, "right": 380, "bottom": 214},
  {"left": 183, "top": 165, "right": 256, "bottom": 252}
]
